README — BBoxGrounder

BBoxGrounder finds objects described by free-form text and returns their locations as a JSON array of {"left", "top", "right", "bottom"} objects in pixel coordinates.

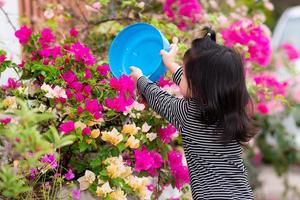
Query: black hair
[{"left": 183, "top": 26, "right": 257, "bottom": 144}]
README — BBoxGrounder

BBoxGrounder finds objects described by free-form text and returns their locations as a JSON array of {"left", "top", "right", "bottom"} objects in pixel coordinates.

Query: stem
[{"left": 0, "top": 7, "right": 16, "bottom": 31}]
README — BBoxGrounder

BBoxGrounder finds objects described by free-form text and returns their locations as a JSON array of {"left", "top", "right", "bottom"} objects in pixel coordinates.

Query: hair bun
[{"left": 202, "top": 26, "right": 216, "bottom": 42}]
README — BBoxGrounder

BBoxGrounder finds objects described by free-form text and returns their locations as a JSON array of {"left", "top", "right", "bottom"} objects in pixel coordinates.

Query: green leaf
[
  {"left": 117, "top": 142, "right": 125, "bottom": 152},
  {"left": 79, "top": 142, "right": 90, "bottom": 152},
  {"left": 58, "top": 135, "right": 77, "bottom": 148}
]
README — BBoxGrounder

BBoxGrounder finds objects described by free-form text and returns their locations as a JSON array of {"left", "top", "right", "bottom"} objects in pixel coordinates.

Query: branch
[
  {"left": 0, "top": 7, "right": 16, "bottom": 31},
  {"left": 74, "top": 0, "right": 89, "bottom": 24},
  {"left": 92, "top": 17, "right": 136, "bottom": 25}
]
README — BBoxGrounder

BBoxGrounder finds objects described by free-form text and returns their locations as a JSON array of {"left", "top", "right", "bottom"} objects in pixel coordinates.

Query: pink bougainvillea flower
[
  {"left": 253, "top": 74, "right": 288, "bottom": 100},
  {"left": 167, "top": 150, "right": 190, "bottom": 190},
  {"left": 158, "top": 124, "right": 177, "bottom": 143},
  {"left": 256, "top": 100, "right": 284, "bottom": 115},
  {"left": 96, "top": 64, "right": 110, "bottom": 76},
  {"left": 39, "top": 28, "right": 55, "bottom": 48},
  {"left": 59, "top": 120, "right": 75, "bottom": 134},
  {"left": 147, "top": 184, "right": 154, "bottom": 191},
  {"left": 75, "top": 93, "right": 84, "bottom": 102},
  {"left": 69, "top": 28, "right": 78, "bottom": 37},
  {"left": 39, "top": 46, "right": 61, "bottom": 59},
  {"left": 83, "top": 84, "right": 92, "bottom": 96},
  {"left": 64, "top": 169, "right": 75, "bottom": 180},
  {"left": 256, "top": 102, "right": 269, "bottom": 115},
  {"left": 17, "top": 61, "right": 25, "bottom": 69},
  {"left": 69, "top": 42, "right": 95, "bottom": 66},
  {"left": 222, "top": 19, "right": 272, "bottom": 67},
  {"left": 82, "top": 127, "right": 91, "bottom": 136},
  {"left": 0, "top": 54, "right": 6, "bottom": 63},
  {"left": 84, "top": 68, "right": 92, "bottom": 79},
  {"left": 158, "top": 76, "right": 172, "bottom": 87},
  {"left": 109, "top": 75, "right": 135, "bottom": 96},
  {"left": 15, "top": 25, "right": 32, "bottom": 44},
  {"left": 77, "top": 106, "right": 84, "bottom": 115},
  {"left": 105, "top": 92, "right": 134, "bottom": 112},
  {"left": 70, "top": 81, "right": 83, "bottom": 92},
  {"left": 72, "top": 189, "right": 80, "bottom": 200},
  {"left": 280, "top": 43, "right": 300, "bottom": 61},
  {"left": 163, "top": 0, "right": 202, "bottom": 30},
  {"left": 61, "top": 70, "right": 78, "bottom": 85},
  {"left": 3, "top": 78, "right": 21, "bottom": 90},
  {"left": 0, "top": 117, "right": 11, "bottom": 125},
  {"left": 40, "top": 154, "right": 58, "bottom": 169},
  {"left": 134, "top": 146, "right": 163, "bottom": 176},
  {"left": 85, "top": 99, "right": 103, "bottom": 119},
  {"left": 66, "top": 89, "right": 73, "bottom": 99}
]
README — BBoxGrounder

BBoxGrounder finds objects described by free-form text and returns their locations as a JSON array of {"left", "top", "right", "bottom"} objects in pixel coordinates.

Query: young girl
[{"left": 130, "top": 27, "right": 256, "bottom": 200}]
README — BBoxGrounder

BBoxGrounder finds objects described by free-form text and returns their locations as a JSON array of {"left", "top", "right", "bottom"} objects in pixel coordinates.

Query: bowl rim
[{"left": 108, "top": 22, "right": 169, "bottom": 78}]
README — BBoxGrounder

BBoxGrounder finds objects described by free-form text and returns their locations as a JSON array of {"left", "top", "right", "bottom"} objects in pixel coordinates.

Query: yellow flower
[
  {"left": 101, "top": 128, "right": 123, "bottom": 146},
  {"left": 3, "top": 96, "right": 16, "bottom": 108},
  {"left": 126, "top": 176, "right": 150, "bottom": 200},
  {"left": 126, "top": 175, "right": 149, "bottom": 191},
  {"left": 125, "top": 135, "right": 140, "bottom": 149},
  {"left": 91, "top": 129, "right": 100, "bottom": 138},
  {"left": 96, "top": 182, "right": 113, "bottom": 197},
  {"left": 77, "top": 170, "right": 95, "bottom": 190},
  {"left": 104, "top": 156, "right": 132, "bottom": 178},
  {"left": 121, "top": 124, "right": 139, "bottom": 135},
  {"left": 109, "top": 188, "right": 126, "bottom": 200},
  {"left": 86, "top": 139, "right": 93, "bottom": 144}
]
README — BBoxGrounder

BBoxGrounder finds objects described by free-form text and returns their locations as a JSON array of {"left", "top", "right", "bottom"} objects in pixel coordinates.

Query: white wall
[{"left": 0, "top": 0, "right": 20, "bottom": 85}]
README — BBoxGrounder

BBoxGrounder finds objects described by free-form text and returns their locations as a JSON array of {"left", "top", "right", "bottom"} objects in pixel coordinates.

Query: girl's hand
[
  {"left": 130, "top": 66, "right": 143, "bottom": 80},
  {"left": 160, "top": 37, "right": 181, "bottom": 73}
]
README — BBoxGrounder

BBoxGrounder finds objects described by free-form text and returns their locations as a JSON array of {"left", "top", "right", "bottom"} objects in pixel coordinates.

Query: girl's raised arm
[{"left": 136, "top": 73, "right": 189, "bottom": 131}]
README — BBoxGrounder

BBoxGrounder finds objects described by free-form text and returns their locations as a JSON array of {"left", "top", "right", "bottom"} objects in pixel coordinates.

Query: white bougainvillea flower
[
  {"left": 146, "top": 132, "right": 157, "bottom": 141},
  {"left": 53, "top": 86, "right": 67, "bottom": 98},
  {"left": 96, "top": 182, "right": 113, "bottom": 197},
  {"left": 132, "top": 101, "right": 145, "bottom": 111},
  {"left": 77, "top": 170, "right": 95, "bottom": 190},
  {"left": 142, "top": 122, "right": 151, "bottom": 133},
  {"left": 41, "top": 83, "right": 67, "bottom": 99}
]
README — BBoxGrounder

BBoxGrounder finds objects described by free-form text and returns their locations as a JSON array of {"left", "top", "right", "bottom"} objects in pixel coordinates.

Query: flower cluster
[
  {"left": 105, "top": 75, "right": 135, "bottom": 112},
  {"left": 134, "top": 146, "right": 163, "bottom": 176},
  {"left": 167, "top": 150, "right": 190, "bottom": 190},
  {"left": 158, "top": 124, "right": 177, "bottom": 143},
  {"left": 163, "top": 0, "right": 203, "bottom": 29},
  {"left": 252, "top": 74, "right": 288, "bottom": 115},
  {"left": 221, "top": 19, "right": 272, "bottom": 67}
]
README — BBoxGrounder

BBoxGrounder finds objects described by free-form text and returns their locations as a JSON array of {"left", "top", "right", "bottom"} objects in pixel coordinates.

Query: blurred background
[{"left": 1, "top": 0, "right": 300, "bottom": 200}]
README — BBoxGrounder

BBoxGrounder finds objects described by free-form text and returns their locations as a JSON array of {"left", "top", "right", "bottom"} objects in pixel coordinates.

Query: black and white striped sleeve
[
  {"left": 137, "top": 75, "right": 188, "bottom": 131},
  {"left": 172, "top": 67, "right": 183, "bottom": 85}
]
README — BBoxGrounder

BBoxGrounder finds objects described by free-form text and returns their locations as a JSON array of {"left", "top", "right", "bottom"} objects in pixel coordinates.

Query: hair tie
[{"left": 207, "top": 32, "right": 211, "bottom": 37}]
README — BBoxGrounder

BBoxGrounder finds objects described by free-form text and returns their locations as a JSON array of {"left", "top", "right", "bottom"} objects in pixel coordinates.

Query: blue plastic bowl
[{"left": 108, "top": 23, "right": 170, "bottom": 82}]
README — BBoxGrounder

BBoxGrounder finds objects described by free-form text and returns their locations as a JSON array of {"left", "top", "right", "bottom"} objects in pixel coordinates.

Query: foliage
[{"left": 0, "top": 0, "right": 300, "bottom": 199}]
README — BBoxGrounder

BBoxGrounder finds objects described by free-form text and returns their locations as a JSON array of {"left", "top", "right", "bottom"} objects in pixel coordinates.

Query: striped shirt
[{"left": 137, "top": 68, "right": 254, "bottom": 200}]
